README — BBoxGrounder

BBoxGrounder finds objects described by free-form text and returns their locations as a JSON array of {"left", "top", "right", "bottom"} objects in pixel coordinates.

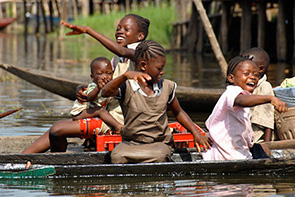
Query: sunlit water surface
[{"left": 0, "top": 32, "right": 295, "bottom": 196}]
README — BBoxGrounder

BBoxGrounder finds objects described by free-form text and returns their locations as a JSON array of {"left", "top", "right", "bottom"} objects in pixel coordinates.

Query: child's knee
[{"left": 49, "top": 122, "right": 64, "bottom": 137}]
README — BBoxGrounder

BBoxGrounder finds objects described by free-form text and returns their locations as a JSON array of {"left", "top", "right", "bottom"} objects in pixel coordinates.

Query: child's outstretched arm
[
  {"left": 235, "top": 94, "right": 288, "bottom": 113},
  {"left": 101, "top": 71, "right": 151, "bottom": 97},
  {"left": 60, "top": 20, "right": 135, "bottom": 61},
  {"left": 168, "top": 98, "right": 212, "bottom": 153}
]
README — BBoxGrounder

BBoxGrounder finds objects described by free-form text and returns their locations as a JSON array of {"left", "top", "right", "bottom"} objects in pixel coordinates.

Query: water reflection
[{"left": 1, "top": 175, "right": 295, "bottom": 196}]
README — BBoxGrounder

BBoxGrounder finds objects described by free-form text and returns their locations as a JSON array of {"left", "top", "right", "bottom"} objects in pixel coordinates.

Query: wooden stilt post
[
  {"left": 23, "top": 0, "right": 28, "bottom": 34},
  {"left": 277, "top": 0, "right": 287, "bottom": 61},
  {"left": 220, "top": 1, "right": 230, "bottom": 54},
  {"left": 186, "top": 2, "right": 199, "bottom": 53},
  {"left": 240, "top": 0, "right": 251, "bottom": 53},
  {"left": 41, "top": 1, "right": 48, "bottom": 33},
  {"left": 257, "top": 1, "right": 266, "bottom": 49},
  {"left": 35, "top": 1, "right": 40, "bottom": 34},
  {"left": 193, "top": 0, "right": 227, "bottom": 78},
  {"left": 293, "top": 1, "right": 295, "bottom": 63},
  {"left": 48, "top": 0, "right": 54, "bottom": 32}
]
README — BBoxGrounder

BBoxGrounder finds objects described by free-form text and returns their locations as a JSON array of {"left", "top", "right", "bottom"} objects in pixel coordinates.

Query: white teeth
[{"left": 117, "top": 37, "right": 124, "bottom": 40}]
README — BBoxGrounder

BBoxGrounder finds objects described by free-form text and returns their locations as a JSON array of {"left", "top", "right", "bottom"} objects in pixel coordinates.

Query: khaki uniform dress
[{"left": 111, "top": 79, "right": 176, "bottom": 163}]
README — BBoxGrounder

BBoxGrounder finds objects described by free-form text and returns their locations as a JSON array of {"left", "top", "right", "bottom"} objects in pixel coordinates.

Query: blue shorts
[{"left": 250, "top": 143, "right": 270, "bottom": 159}]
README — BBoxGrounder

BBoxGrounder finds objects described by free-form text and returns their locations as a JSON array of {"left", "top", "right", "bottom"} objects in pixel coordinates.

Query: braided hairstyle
[
  {"left": 226, "top": 56, "right": 253, "bottom": 84},
  {"left": 134, "top": 40, "right": 166, "bottom": 66},
  {"left": 125, "top": 14, "right": 150, "bottom": 40}
]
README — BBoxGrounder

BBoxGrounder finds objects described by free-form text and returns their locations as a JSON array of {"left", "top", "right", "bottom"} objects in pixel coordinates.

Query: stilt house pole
[{"left": 193, "top": 0, "right": 227, "bottom": 78}]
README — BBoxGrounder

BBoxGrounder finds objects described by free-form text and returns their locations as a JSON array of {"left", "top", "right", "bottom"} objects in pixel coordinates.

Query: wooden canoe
[
  {"left": 0, "top": 63, "right": 224, "bottom": 111},
  {"left": 0, "top": 17, "right": 17, "bottom": 30},
  {"left": 1, "top": 136, "right": 295, "bottom": 177}
]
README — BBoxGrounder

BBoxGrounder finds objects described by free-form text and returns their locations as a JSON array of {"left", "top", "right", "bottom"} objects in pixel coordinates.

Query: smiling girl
[
  {"left": 101, "top": 40, "right": 212, "bottom": 164},
  {"left": 202, "top": 56, "right": 287, "bottom": 161}
]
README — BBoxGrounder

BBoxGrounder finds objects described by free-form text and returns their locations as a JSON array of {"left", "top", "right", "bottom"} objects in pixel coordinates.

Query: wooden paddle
[{"left": 0, "top": 107, "right": 23, "bottom": 119}]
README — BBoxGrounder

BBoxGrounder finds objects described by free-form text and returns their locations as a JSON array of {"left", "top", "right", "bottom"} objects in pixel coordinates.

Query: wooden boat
[
  {"left": 0, "top": 17, "right": 17, "bottom": 30},
  {"left": 1, "top": 135, "right": 295, "bottom": 178},
  {"left": 0, "top": 63, "right": 224, "bottom": 111}
]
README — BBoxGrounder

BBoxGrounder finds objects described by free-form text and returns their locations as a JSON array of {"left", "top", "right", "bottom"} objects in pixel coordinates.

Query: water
[{"left": 0, "top": 32, "right": 295, "bottom": 196}]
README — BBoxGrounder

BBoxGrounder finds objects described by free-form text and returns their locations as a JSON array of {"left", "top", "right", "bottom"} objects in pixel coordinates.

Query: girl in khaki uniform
[{"left": 102, "top": 40, "right": 212, "bottom": 163}]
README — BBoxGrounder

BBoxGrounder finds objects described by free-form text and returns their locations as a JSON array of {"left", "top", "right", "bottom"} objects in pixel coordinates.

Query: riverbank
[{"left": 61, "top": 4, "right": 175, "bottom": 49}]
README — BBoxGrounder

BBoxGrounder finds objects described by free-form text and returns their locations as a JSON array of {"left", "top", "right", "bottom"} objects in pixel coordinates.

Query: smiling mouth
[
  {"left": 116, "top": 36, "right": 125, "bottom": 42},
  {"left": 246, "top": 82, "right": 256, "bottom": 87}
]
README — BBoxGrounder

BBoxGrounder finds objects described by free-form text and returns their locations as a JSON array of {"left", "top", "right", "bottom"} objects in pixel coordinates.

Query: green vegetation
[
  {"left": 65, "top": 4, "right": 175, "bottom": 49},
  {"left": 59, "top": 4, "right": 176, "bottom": 71}
]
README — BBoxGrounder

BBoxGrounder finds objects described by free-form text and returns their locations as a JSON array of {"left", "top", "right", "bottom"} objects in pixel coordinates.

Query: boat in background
[
  {"left": 0, "top": 17, "right": 17, "bottom": 30},
  {"left": 0, "top": 63, "right": 224, "bottom": 111}
]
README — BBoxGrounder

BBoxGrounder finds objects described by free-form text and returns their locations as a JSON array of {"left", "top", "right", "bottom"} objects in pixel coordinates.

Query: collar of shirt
[
  {"left": 129, "top": 79, "right": 161, "bottom": 97},
  {"left": 119, "top": 42, "right": 141, "bottom": 63},
  {"left": 257, "top": 74, "right": 267, "bottom": 87}
]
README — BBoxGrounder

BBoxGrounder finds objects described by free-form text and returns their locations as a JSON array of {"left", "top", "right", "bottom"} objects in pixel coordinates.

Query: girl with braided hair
[
  {"left": 61, "top": 14, "right": 150, "bottom": 133},
  {"left": 102, "top": 40, "right": 212, "bottom": 164},
  {"left": 202, "top": 56, "right": 287, "bottom": 161}
]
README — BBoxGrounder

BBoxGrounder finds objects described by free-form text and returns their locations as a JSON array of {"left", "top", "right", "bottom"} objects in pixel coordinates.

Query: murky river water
[{"left": 0, "top": 32, "right": 295, "bottom": 196}]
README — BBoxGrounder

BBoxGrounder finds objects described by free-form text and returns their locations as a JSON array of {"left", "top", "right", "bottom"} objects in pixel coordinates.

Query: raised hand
[
  {"left": 60, "top": 20, "right": 88, "bottom": 35},
  {"left": 124, "top": 71, "right": 151, "bottom": 86}
]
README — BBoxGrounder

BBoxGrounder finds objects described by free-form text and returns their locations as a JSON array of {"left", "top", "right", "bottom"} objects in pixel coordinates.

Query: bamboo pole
[{"left": 193, "top": 0, "right": 227, "bottom": 78}]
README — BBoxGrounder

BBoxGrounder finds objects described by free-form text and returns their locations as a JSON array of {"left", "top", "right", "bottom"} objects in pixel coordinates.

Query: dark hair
[
  {"left": 90, "top": 57, "right": 110, "bottom": 73},
  {"left": 125, "top": 14, "right": 150, "bottom": 40},
  {"left": 134, "top": 40, "right": 166, "bottom": 65},
  {"left": 240, "top": 47, "right": 270, "bottom": 68},
  {"left": 226, "top": 56, "right": 253, "bottom": 84}
]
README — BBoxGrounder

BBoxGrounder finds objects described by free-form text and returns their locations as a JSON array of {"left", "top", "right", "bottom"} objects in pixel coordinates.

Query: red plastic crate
[{"left": 96, "top": 122, "right": 206, "bottom": 151}]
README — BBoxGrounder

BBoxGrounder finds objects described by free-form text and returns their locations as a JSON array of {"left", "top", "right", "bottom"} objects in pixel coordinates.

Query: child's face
[
  {"left": 227, "top": 60, "right": 259, "bottom": 93},
  {"left": 115, "top": 16, "right": 144, "bottom": 47},
  {"left": 144, "top": 55, "right": 166, "bottom": 83},
  {"left": 252, "top": 57, "right": 267, "bottom": 78},
  {"left": 90, "top": 61, "right": 113, "bottom": 85}
]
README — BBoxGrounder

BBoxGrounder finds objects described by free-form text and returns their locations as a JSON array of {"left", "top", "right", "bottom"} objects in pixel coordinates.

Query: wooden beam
[{"left": 193, "top": 0, "right": 227, "bottom": 79}]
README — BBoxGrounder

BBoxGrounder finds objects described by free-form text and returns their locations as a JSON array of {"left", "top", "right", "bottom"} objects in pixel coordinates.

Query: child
[
  {"left": 101, "top": 40, "right": 212, "bottom": 164},
  {"left": 241, "top": 47, "right": 274, "bottom": 143},
  {"left": 60, "top": 14, "right": 150, "bottom": 122},
  {"left": 60, "top": 13, "right": 149, "bottom": 78},
  {"left": 202, "top": 56, "right": 287, "bottom": 161},
  {"left": 22, "top": 57, "right": 122, "bottom": 153}
]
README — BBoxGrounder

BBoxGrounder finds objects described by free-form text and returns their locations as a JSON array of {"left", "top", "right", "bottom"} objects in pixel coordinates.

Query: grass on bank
[{"left": 63, "top": 4, "right": 176, "bottom": 49}]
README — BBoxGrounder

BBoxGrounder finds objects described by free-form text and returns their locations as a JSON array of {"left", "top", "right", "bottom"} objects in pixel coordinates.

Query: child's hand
[
  {"left": 60, "top": 20, "right": 87, "bottom": 35},
  {"left": 76, "top": 85, "right": 88, "bottom": 103},
  {"left": 96, "top": 75, "right": 111, "bottom": 90},
  {"left": 124, "top": 71, "right": 151, "bottom": 86},
  {"left": 194, "top": 134, "right": 212, "bottom": 153},
  {"left": 271, "top": 97, "right": 288, "bottom": 113}
]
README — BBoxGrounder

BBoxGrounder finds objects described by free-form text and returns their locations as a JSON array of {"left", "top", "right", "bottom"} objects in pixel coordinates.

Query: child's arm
[
  {"left": 168, "top": 97, "right": 212, "bottom": 153},
  {"left": 88, "top": 75, "right": 110, "bottom": 101},
  {"left": 235, "top": 94, "right": 288, "bottom": 113},
  {"left": 60, "top": 20, "right": 135, "bottom": 61},
  {"left": 101, "top": 71, "right": 151, "bottom": 97}
]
